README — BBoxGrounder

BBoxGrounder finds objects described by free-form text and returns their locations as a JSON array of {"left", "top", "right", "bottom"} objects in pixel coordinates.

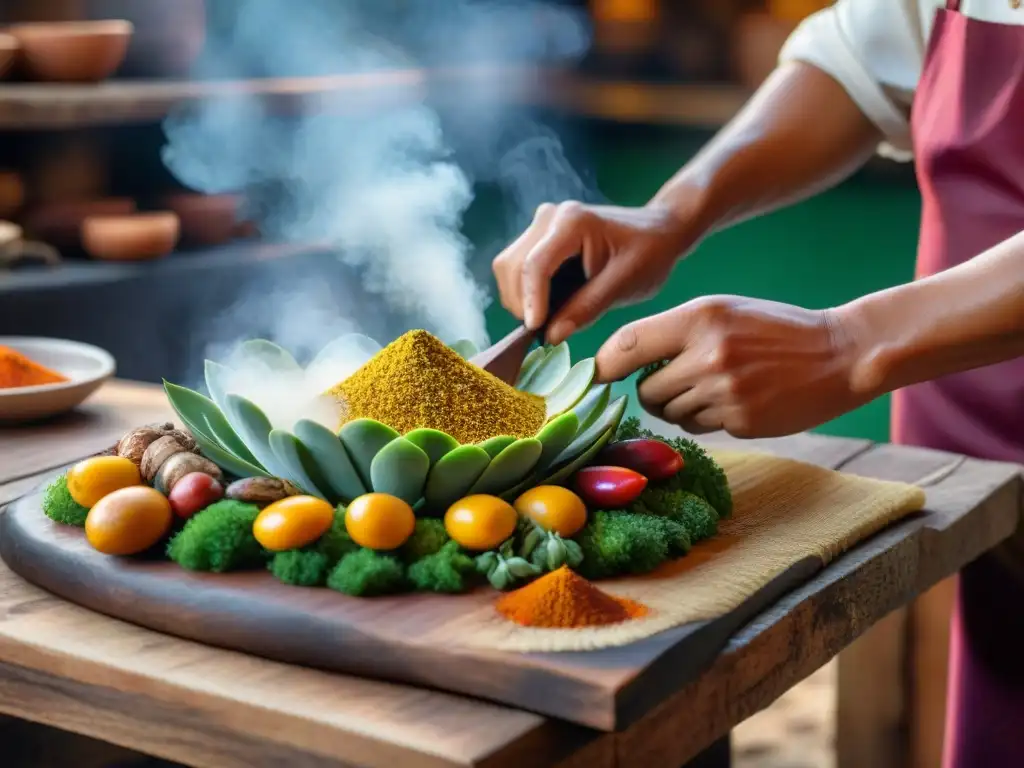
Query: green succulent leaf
[
  {"left": 238, "top": 339, "right": 301, "bottom": 372},
  {"left": 293, "top": 419, "right": 366, "bottom": 502},
  {"left": 544, "top": 358, "right": 597, "bottom": 419},
  {"left": 339, "top": 419, "right": 400, "bottom": 490},
  {"left": 269, "top": 429, "right": 329, "bottom": 500},
  {"left": 534, "top": 411, "right": 579, "bottom": 471},
  {"left": 478, "top": 435, "right": 516, "bottom": 458},
  {"left": 195, "top": 417, "right": 270, "bottom": 478},
  {"left": 305, "top": 334, "right": 382, "bottom": 392},
  {"left": 223, "top": 394, "right": 290, "bottom": 478},
  {"left": 201, "top": 406, "right": 262, "bottom": 467},
  {"left": 469, "top": 438, "right": 543, "bottom": 496},
  {"left": 569, "top": 383, "right": 611, "bottom": 434},
  {"left": 424, "top": 445, "right": 491, "bottom": 511},
  {"left": 404, "top": 428, "right": 459, "bottom": 465},
  {"left": 204, "top": 359, "right": 232, "bottom": 415},
  {"left": 164, "top": 382, "right": 267, "bottom": 474},
  {"left": 448, "top": 339, "right": 479, "bottom": 359},
  {"left": 542, "top": 425, "right": 618, "bottom": 485},
  {"left": 552, "top": 395, "right": 628, "bottom": 467},
  {"left": 520, "top": 342, "right": 570, "bottom": 397},
  {"left": 515, "top": 346, "right": 548, "bottom": 389},
  {"left": 370, "top": 438, "right": 430, "bottom": 506}
]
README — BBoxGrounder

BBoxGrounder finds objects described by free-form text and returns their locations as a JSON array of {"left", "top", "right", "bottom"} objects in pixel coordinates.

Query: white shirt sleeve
[{"left": 778, "top": 0, "right": 934, "bottom": 160}]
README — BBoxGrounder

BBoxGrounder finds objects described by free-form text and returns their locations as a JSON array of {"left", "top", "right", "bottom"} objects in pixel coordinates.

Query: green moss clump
[
  {"left": 269, "top": 508, "right": 358, "bottom": 587},
  {"left": 327, "top": 549, "right": 406, "bottom": 597},
  {"left": 574, "top": 510, "right": 689, "bottom": 580},
  {"left": 407, "top": 541, "right": 475, "bottom": 593},
  {"left": 634, "top": 487, "right": 719, "bottom": 543},
  {"left": 41, "top": 473, "right": 89, "bottom": 527},
  {"left": 400, "top": 518, "right": 450, "bottom": 563},
  {"left": 167, "top": 500, "right": 265, "bottom": 573}
]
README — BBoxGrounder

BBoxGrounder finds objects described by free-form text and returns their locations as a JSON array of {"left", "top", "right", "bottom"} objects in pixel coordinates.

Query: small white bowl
[{"left": 0, "top": 337, "right": 115, "bottom": 423}]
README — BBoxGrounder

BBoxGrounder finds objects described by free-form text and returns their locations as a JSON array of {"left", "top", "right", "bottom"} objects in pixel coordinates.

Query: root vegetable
[
  {"left": 225, "top": 477, "right": 301, "bottom": 506},
  {"left": 118, "top": 423, "right": 197, "bottom": 466},
  {"left": 154, "top": 452, "right": 222, "bottom": 495},
  {"left": 140, "top": 436, "right": 186, "bottom": 483}
]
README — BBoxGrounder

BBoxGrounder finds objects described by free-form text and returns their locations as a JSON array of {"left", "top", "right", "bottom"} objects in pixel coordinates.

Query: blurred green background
[{"left": 478, "top": 128, "right": 922, "bottom": 443}]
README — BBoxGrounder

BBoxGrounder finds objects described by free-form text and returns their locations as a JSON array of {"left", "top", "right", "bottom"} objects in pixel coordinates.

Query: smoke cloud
[{"left": 162, "top": 0, "right": 592, "bottom": 384}]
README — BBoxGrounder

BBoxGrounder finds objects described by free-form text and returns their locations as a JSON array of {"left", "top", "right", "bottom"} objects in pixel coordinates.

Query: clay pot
[
  {"left": 0, "top": 33, "right": 19, "bottom": 79},
  {"left": 82, "top": 211, "right": 180, "bottom": 261},
  {"left": 24, "top": 135, "right": 109, "bottom": 205},
  {"left": 22, "top": 197, "right": 136, "bottom": 249},
  {"left": 0, "top": 172, "right": 25, "bottom": 219},
  {"left": 160, "top": 193, "right": 239, "bottom": 247},
  {"left": 8, "top": 19, "right": 133, "bottom": 83},
  {"left": 88, "top": 0, "right": 206, "bottom": 78}
]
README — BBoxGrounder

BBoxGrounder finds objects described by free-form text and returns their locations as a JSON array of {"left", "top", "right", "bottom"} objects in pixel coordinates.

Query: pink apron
[{"left": 893, "top": 1, "right": 1024, "bottom": 765}]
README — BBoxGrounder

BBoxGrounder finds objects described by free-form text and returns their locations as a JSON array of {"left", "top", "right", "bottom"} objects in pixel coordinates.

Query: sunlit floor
[{"left": 733, "top": 660, "right": 837, "bottom": 768}]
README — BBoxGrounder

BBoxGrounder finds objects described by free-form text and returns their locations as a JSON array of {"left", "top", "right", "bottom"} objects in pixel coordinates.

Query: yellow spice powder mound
[{"left": 328, "top": 330, "right": 547, "bottom": 444}]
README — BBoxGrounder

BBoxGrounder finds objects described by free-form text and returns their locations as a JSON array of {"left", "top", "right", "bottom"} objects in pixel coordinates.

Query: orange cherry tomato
[
  {"left": 344, "top": 493, "right": 416, "bottom": 550},
  {"left": 513, "top": 485, "right": 588, "bottom": 537},
  {"left": 85, "top": 486, "right": 173, "bottom": 556},
  {"left": 67, "top": 455, "right": 142, "bottom": 508},
  {"left": 444, "top": 494, "right": 518, "bottom": 551},
  {"left": 254, "top": 495, "right": 336, "bottom": 552}
]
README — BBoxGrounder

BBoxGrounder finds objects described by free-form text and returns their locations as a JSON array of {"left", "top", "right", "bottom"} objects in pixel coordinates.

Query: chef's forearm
[
  {"left": 650, "top": 61, "right": 882, "bottom": 234},
  {"left": 840, "top": 231, "right": 1024, "bottom": 397}
]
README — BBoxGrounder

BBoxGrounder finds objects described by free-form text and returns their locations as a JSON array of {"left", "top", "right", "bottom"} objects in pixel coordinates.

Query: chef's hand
[
  {"left": 492, "top": 199, "right": 702, "bottom": 345},
  {"left": 596, "top": 296, "right": 869, "bottom": 438}
]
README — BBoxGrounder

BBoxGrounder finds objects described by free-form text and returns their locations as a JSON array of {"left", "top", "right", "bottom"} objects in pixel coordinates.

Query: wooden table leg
[{"left": 683, "top": 734, "right": 732, "bottom": 768}]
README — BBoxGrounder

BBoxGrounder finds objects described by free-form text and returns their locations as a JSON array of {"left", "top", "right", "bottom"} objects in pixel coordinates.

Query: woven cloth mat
[{"left": 441, "top": 449, "right": 926, "bottom": 652}]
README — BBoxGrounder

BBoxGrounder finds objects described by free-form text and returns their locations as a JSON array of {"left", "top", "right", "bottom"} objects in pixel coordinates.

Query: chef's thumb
[{"left": 594, "top": 310, "right": 682, "bottom": 383}]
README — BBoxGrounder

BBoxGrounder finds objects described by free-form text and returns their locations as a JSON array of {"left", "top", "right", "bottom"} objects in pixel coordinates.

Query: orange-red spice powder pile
[
  {"left": 495, "top": 566, "right": 648, "bottom": 628},
  {"left": 0, "top": 345, "right": 67, "bottom": 389}
]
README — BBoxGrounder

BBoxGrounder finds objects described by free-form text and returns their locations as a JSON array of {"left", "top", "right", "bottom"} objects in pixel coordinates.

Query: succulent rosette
[{"left": 164, "top": 334, "right": 626, "bottom": 513}]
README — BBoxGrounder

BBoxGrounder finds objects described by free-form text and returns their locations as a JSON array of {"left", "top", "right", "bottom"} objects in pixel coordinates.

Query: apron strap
[{"left": 947, "top": 0, "right": 961, "bottom": 10}]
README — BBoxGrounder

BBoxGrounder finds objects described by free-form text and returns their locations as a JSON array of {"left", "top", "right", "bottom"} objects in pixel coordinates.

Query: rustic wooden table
[{"left": 0, "top": 380, "right": 1019, "bottom": 768}]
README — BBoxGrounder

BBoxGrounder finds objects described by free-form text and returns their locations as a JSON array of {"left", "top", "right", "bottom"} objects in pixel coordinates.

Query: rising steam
[{"left": 161, "top": 0, "right": 591, "bottom": 406}]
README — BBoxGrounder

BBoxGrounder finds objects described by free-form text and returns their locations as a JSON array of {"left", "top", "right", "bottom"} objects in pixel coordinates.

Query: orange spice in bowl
[
  {"left": 8, "top": 20, "right": 133, "bottom": 83},
  {"left": 0, "top": 344, "right": 68, "bottom": 390},
  {"left": 81, "top": 211, "right": 180, "bottom": 261}
]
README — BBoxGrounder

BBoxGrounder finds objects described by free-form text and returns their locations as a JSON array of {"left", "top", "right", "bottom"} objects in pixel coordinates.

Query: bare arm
[
  {"left": 842, "top": 231, "right": 1024, "bottom": 396},
  {"left": 653, "top": 61, "right": 884, "bottom": 234}
]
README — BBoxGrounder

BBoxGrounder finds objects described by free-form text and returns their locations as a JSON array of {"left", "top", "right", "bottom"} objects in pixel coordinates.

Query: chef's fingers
[
  {"left": 545, "top": 248, "right": 620, "bottom": 345},
  {"left": 635, "top": 347, "right": 702, "bottom": 407},
  {"left": 521, "top": 202, "right": 589, "bottom": 330},
  {"left": 595, "top": 308, "right": 687, "bottom": 383},
  {"left": 492, "top": 211, "right": 550, "bottom": 321}
]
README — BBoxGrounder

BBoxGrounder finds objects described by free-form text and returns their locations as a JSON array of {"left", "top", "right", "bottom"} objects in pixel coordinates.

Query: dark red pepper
[
  {"left": 574, "top": 466, "right": 648, "bottom": 508},
  {"left": 597, "top": 439, "right": 684, "bottom": 482}
]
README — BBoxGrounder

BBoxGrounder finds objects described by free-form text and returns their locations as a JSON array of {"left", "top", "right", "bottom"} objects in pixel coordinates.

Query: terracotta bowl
[
  {"left": 0, "top": 33, "right": 19, "bottom": 80},
  {"left": 8, "top": 20, "right": 133, "bottom": 83},
  {"left": 161, "top": 193, "right": 240, "bottom": 247},
  {"left": 0, "top": 172, "right": 25, "bottom": 219},
  {"left": 22, "top": 198, "right": 136, "bottom": 249},
  {"left": 81, "top": 211, "right": 180, "bottom": 261}
]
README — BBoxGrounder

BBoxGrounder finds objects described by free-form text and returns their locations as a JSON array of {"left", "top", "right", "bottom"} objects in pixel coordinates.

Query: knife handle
[{"left": 540, "top": 256, "right": 588, "bottom": 338}]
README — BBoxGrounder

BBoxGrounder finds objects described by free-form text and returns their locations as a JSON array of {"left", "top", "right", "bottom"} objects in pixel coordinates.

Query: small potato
[{"left": 168, "top": 472, "right": 224, "bottom": 519}]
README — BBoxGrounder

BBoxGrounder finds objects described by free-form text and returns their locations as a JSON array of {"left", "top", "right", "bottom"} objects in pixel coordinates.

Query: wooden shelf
[{"left": 0, "top": 66, "right": 751, "bottom": 130}]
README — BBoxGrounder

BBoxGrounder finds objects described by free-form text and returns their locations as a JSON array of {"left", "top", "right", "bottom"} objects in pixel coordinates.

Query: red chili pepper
[
  {"left": 574, "top": 466, "right": 648, "bottom": 509},
  {"left": 597, "top": 439, "right": 684, "bottom": 482}
]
